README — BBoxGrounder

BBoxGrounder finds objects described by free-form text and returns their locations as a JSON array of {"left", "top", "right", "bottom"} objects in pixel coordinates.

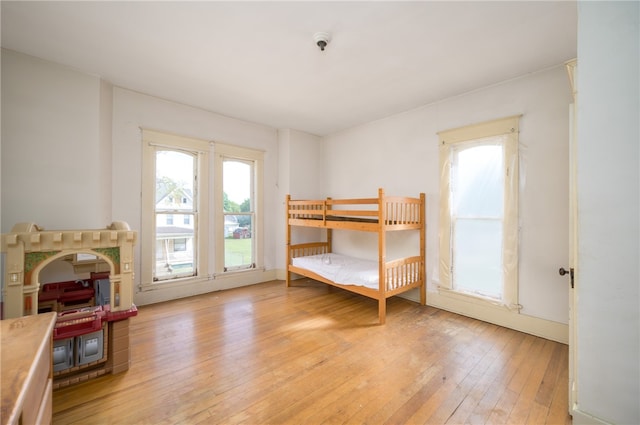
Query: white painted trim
[
  {"left": 570, "top": 408, "right": 611, "bottom": 425},
  {"left": 438, "top": 116, "right": 521, "bottom": 309},
  {"left": 140, "top": 129, "right": 210, "bottom": 288},
  {"left": 427, "top": 290, "right": 568, "bottom": 344},
  {"left": 135, "top": 269, "right": 277, "bottom": 306}
]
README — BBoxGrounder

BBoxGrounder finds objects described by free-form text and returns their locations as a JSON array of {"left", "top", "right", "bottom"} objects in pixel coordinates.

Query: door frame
[{"left": 566, "top": 58, "right": 578, "bottom": 414}]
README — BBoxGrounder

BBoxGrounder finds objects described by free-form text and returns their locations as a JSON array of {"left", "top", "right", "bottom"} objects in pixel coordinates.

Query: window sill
[
  {"left": 139, "top": 275, "right": 211, "bottom": 292},
  {"left": 435, "top": 286, "right": 521, "bottom": 312},
  {"left": 428, "top": 286, "right": 567, "bottom": 344},
  {"left": 215, "top": 266, "right": 263, "bottom": 278},
  {"left": 138, "top": 267, "right": 270, "bottom": 292}
]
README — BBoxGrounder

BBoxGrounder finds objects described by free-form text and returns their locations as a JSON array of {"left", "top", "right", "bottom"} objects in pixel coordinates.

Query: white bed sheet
[{"left": 292, "top": 253, "right": 379, "bottom": 289}]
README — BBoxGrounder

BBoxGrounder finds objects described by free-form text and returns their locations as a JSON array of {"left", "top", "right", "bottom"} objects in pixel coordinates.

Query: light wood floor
[{"left": 52, "top": 279, "right": 571, "bottom": 424}]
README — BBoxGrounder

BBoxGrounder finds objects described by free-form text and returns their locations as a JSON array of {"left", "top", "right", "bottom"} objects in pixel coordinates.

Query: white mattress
[{"left": 292, "top": 253, "right": 379, "bottom": 289}]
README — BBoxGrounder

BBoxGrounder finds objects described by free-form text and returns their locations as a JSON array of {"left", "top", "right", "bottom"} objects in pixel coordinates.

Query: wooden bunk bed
[{"left": 286, "top": 188, "right": 426, "bottom": 324}]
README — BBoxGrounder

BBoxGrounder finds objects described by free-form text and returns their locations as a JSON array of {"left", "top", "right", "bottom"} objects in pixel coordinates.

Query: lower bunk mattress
[{"left": 292, "top": 253, "right": 378, "bottom": 290}]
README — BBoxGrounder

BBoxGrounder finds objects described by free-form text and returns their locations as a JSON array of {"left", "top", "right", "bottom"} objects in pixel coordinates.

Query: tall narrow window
[
  {"left": 438, "top": 116, "right": 519, "bottom": 308},
  {"left": 451, "top": 142, "right": 504, "bottom": 298},
  {"left": 223, "top": 159, "right": 255, "bottom": 271},
  {"left": 213, "top": 143, "right": 263, "bottom": 276},
  {"left": 141, "top": 130, "right": 209, "bottom": 287}
]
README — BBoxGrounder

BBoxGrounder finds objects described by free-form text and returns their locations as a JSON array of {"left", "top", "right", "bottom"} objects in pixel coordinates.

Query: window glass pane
[
  {"left": 453, "top": 219, "right": 503, "bottom": 298},
  {"left": 155, "top": 225, "right": 195, "bottom": 280},
  {"left": 156, "top": 150, "right": 194, "bottom": 212},
  {"left": 223, "top": 160, "right": 251, "bottom": 213},
  {"left": 452, "top": 144, "right": 503, "bottom": 218},
  {"left": 223, "top": 159, "right": 253, "bottom": 270},
  {"left": 451, "top": 140, "right": 505, "bottom": 300},
  {"left": 154, "top": 149, "right": 196, "bottom": 281},
  {"left": 225, "top": 215, "right": 253, "bottom": 268}
]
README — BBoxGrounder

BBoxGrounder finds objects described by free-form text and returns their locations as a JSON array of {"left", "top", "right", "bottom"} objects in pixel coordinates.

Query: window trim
[
  {"left": 141, "top": 130, "right": 210, "bottom": 288},
  {"left": 141, "top": 130, "right": 264, "bottom": 290},
  {"left": 437, "top": 115, "right": 520, "bottom": 310},
  {"left": 212, "top": 143, "right": 264, "bottom": 276}
]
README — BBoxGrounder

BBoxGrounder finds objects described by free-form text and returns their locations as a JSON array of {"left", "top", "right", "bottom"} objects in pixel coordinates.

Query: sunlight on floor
[{"left": 283, "top": 316, "right": 337, "bottom": 331}]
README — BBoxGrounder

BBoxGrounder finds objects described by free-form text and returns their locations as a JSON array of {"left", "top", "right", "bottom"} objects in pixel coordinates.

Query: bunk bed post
[
  {"left": 326, "top": 197, "right": 333, "bottom": 254},
  {"left": 378, "top": 299, "right": 386, "bottom": 326},
  {"left": 420, "top": 193, "right": 426, "bottom": 306},
  {"left": 378, "top": 188, "right": 386, "bottom": 325},
  {"left": 285, "top": 194, "right": 291, "bottom": 287}
]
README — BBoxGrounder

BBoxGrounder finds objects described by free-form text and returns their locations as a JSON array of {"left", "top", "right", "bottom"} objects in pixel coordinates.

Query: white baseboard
[
  {"left": 135, "top": 269, "right": 278, "bottom": 306},
  {"left": 570, "top": 408, "right": 611, "bottom": 425},
  {"left": 425, "top": 290, "right": 569, "bottom": 344}
]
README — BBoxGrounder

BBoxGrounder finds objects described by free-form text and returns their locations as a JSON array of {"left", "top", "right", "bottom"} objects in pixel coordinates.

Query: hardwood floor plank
[
  {"left": 487, "top": 388, "right": 520, "bottom": 424},
  {"left": 402, "top": 324, "right": 503, "bottom": 424},
  {"left": 546, "top": 344, "right": 572, "bottom": 425},
  {"left": 507, "top": 339, "right": 556, "bottom": 424},
  {"left": 526, "top": 401, "right": 551, "bottom": 425},
  {"left": 535, "top": 341, "right": 566, "bottom": 408},
  {"left": 296, "top": 308, "right": 444, "bottom": 423},
  {"left": 52, "top": 280, "right": 571, "bottom": 425},
  {"left": 440, "top": 327, "right": 520, "bottom": 424},
  {"left": 465, "top": 330, "right": 527, "bottom": 424}
]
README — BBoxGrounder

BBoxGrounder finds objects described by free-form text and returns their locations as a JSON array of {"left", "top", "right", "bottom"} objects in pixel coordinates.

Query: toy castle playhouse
[{"left": 1, "top": 222, "right": 138, "bottom": 388}]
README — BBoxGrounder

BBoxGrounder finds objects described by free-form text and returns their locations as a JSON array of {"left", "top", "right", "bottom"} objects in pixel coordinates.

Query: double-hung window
[
  {"left": 438, "top": 116, "right": 520, "bottom": 309},
  {"left": 141, "top": 131, "right": 209, "bottom": 284},
  {"left": 213, "top": 143, "right": 263, "bottom": 274},
  {"left": 141, "top": 130, "right": 263, "bottom": 289}
]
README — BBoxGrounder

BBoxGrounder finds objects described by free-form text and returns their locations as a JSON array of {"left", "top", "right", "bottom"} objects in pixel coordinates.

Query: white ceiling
[{"left": 1, "top": 1, "right": 577, "bottom": 136}]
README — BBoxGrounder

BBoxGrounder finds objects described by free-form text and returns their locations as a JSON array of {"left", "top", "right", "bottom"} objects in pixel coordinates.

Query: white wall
[
  {"left": 277, "top": 128, "right": 323, "bottom": 200},
  {"left": 276, "top": 128, "right": 323, "bottom": 276},
  {"left": 1, "top": 49, "right": 106, "bottom": 231},
  {"left": 575, "top": 2, "right": 639, "bottom": 424},
  {"left": 0, "top": 39, "right": 3, "bottom": 234},
  {"left": 322, "top": 66, "right": 572, "bottom": 333}
]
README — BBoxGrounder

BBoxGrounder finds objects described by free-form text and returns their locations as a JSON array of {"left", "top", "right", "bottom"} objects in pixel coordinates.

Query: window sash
[
  {"left": 438, "top": 116, "right": 520, "bottom": 309},
  {"left": 221, "top": 157, "right": 256, "bottom": 272},
  {"left": 213, "top": 145, "right": 263, "bottom": 276},
  {"left": 141, "top": 130, "right": 210, "bottom": 288}
]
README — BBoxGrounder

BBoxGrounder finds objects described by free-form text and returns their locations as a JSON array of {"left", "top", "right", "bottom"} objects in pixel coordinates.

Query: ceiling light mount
[{"left": 313, "top": 32, "right": 331, "bottom": 52}]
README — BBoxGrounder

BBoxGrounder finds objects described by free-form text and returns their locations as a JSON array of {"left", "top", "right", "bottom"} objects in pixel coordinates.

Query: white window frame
[
  {"left": 141, "top": 130, "right": 264, "bottom": 290},
  {"left": 438, "top": 115, "right": 520, "bottom": 310},
  {"left": 212, "top": 143, "right": 264, "bottom": 276},
  {"left": 141, "top": 130, "right": 209, "bottom": 288}
]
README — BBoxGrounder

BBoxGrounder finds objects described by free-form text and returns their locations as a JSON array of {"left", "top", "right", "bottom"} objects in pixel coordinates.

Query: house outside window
[{"left": 174, "top": 238, "right": 187, "bottom": 252}]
